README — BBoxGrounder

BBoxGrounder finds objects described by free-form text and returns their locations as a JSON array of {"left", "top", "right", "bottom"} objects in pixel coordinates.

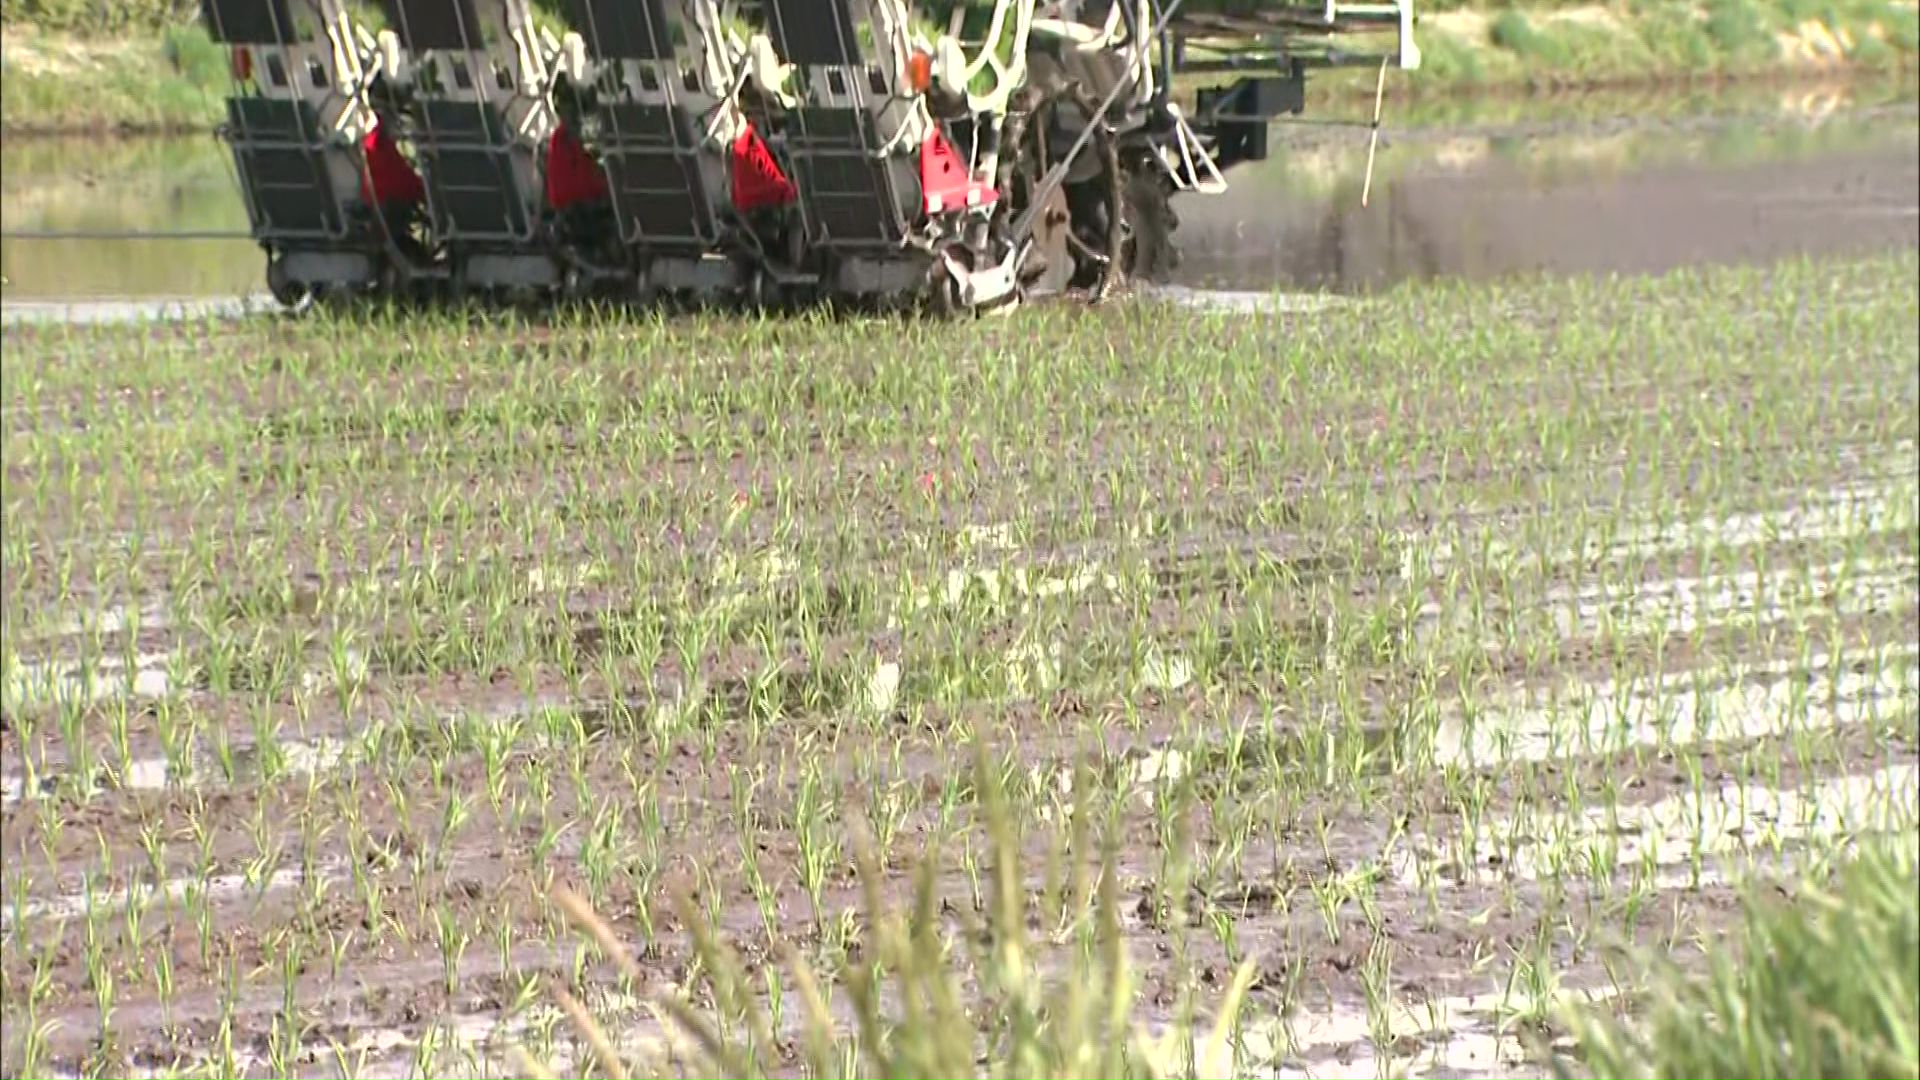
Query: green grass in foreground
[
  {"left": 540, "top": 747, "right": 1263, "bottom": 1079},
  {"left": 535, "top": 804, "right": 1920, "bottom": 1078},
  {"left": 1556, "top": 835, "right": 1920, "bottom": 1079}
]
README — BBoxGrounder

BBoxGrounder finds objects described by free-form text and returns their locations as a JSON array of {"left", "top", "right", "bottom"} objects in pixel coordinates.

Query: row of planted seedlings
[
  {"left": 3, "top": 251, "right": 1917, "bottom": 1074},
  {"left": 4, "top": 380, "right": 1912, "bottom": 818},
  {"left": 4, "top": 483, "right": 1912, "bottom": 1072}
]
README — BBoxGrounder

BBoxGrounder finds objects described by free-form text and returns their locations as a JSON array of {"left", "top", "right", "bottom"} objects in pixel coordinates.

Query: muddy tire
[
  {"left": 632, "top": 274, "right": 659, "bottom": 310},
  {"left": 376, "top": 260, "right": 409, "bottom": 307},
  {"left": 926, "top": 258, "right": 964, "bottom": 318},
  {"left": 1119, "top": 167, "right": 1179, "bottom": 284},
  {"left": 265, "top": 254, "right": 311, "bottom": 312},
  {"left": 1022, "top": 186, "right": 1077, "bottom": 298},
  {"left": 447, "top": 260, "right": 470, "bottom": 307},
  {"left": 745, "top": 267, "right": 773, "bottom": 311}
]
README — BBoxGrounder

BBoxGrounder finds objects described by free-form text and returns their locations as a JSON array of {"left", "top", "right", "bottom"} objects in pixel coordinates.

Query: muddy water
[
  {"left": 1172, "top": 92, "right": 1920, "bottom": 291},
  {"left": 1, "top": 84, "right": 1916, "bottom": 304},
  {"left": 0, "top": 136, "right": 259, "bottom": 300}
]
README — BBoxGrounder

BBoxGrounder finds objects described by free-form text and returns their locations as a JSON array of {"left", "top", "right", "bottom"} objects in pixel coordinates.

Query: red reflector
[
  {"left": 545, "top": 122, "right": 609, "bottom": 209},
  {"left": 230, "top": 46, "right": 252, "bottom": 81},
  {"left": 730, "top": 124, "right": 796, "bottom": 213},
  {"left": 919, "top": 128, "right": 996, "bottom": 215}
]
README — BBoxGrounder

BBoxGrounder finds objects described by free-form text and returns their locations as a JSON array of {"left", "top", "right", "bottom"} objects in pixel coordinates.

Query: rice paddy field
[{"left": 1, "top": 235, "right": 1917, "bottom": 1074}]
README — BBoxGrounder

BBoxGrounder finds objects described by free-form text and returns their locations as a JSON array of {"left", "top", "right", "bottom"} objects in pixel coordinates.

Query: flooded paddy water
[
  {"left": 1173, "top": 85, "right": 1920, "bottom": 291},
  {"left": 0, "top": 136, "right": 258, "bottom": 303},
  {"left": 2, "top": 79, "right": 1916, "bottom": 309},
  {"left": 2, "top": 76, "right": 1918, "bottom": 1080}
]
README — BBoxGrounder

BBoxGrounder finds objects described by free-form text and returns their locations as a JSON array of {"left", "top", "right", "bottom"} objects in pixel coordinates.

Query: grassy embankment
[{"left": 2, "top": 0, "right": 1916, "bottom": 133}]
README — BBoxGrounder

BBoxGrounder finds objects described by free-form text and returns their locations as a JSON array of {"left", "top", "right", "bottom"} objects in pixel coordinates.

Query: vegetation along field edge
[{"left": 1, "top": 0, "right": 1915, "bottom": 134}]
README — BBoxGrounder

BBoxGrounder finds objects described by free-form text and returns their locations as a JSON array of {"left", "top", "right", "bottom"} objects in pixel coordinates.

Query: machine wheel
[
  {"left": 377, "top": 260, "right": 407, "bottom": 307},
  {"left": 632, "top": 274, "right": 659, "bottom": 310},
  {"left": 1009, "top": 85, "right": 1128, "bottom": 299},
  {"left": 1118, "top": 167, "right": 1180, "bottom": 284},
  {"left": 926, "top": 258, "right": 964, "bottom": 318},
  {"left": 745, "top": 267, "right": 772, "bottom": 311},
  {"left": 1022, "top": 186, "right": 1076, "bottom": 298},
  {"left": 447, "top": 260, "right": 470, "bottom": 307},
  {"left": 265, "top": 253, "right": 311, "bottom": 313}
]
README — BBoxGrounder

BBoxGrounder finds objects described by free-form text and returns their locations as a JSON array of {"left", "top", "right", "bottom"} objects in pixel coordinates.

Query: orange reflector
[
  {"left": 230, "top": 46, "right": 252, "bottom": 81},
  {"left": 907, "top": 49, "right": 932, "bottom": 93}
]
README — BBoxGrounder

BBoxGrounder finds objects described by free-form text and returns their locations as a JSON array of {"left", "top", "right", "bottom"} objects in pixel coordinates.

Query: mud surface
[
  {"left": 2, "top": 86, "right": 1918, "bottom": 1080},
  {"left": 4, "top": 249, "right": 1918, "bottom": 1077}
]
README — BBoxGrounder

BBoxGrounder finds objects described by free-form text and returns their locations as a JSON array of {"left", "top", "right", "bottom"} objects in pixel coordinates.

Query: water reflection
[
  {"left": 2, "top": 80, "right": 1915, "bottom": 303},
  {"left": 1, "top": 136, "right": 258, "bottom": 299},
  {"left": 1170, "top": 93, "right": 1920, "bottom": 291}
]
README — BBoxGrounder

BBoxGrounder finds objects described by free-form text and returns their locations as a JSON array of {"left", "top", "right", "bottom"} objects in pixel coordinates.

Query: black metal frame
[
  {"left": 379, "top": 0, "right": 542, "bottom": 253},
  {"left": 564, "top": 0, "right": 721, "bottom": 256},
  {"left": 1154, "top": 0, "right": 1408, "bottom": 168},
  {"left": 1191, "top": 67, "right": 1305, "bottom": 168},
  {"left": 761, "top": 0, "right": 917, "bottom": 254},
  {"left": 202, "top": 0, "right": 366, "bottom": 249}
]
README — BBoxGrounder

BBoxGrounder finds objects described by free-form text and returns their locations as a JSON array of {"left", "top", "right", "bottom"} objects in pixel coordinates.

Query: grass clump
[
  {"left": 1491, "top": 12, "right": 1569, "bottom": 64},
  {"left": 1557, "top": 837, "right": 1920, "bottom": 1079},
  {"left": 0, "top": 0, "right": 194, "bottom": 35},
  {"left": 1412, "top": 28, "right": 1488, "bottom": 84},
  {"left": 159, "top": 23, "right": 224, "bottom": 87},
  {"left": 1703, "top": 0, "right": 1778, "bottom": 61},
  {"left": 0, "top": 23, "right": 227, "bottom": 133},
  {"left": 536, "top": 748, "right": 1258, "bottom": 1079},
  {"left": 1635, "top": 6, "right": 1722, "bottom": 70},
  {"left": 1877, "top": 0, "right": 1920, "bottom": 50}
]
